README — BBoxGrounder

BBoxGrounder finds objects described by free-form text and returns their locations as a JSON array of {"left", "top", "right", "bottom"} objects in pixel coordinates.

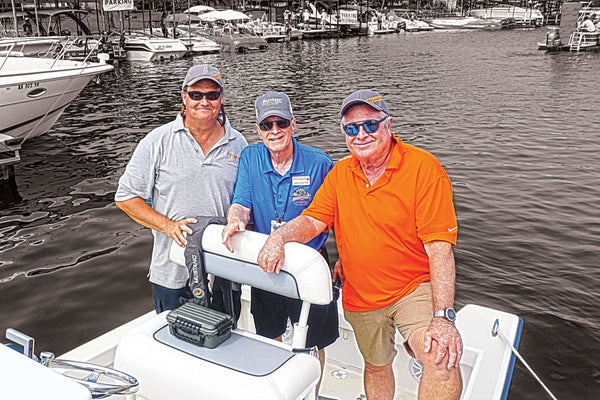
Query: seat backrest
[{"left": 169, "top": 224, "right": 332, "bottom": 305}]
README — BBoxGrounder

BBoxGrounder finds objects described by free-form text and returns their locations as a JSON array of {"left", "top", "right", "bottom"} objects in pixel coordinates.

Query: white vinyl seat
[{"left": 114, "top": 224, "right": 333, "bottom": 400}]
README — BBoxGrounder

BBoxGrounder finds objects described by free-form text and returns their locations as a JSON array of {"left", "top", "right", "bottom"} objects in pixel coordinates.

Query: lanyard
[{"left": 270, "top": 174, "right": 293, "bottom": 223}]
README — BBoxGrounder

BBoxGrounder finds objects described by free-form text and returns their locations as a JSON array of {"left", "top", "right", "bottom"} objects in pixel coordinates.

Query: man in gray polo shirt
[{"left": 115, "top": 64, "right": 247, "bottom": 313}]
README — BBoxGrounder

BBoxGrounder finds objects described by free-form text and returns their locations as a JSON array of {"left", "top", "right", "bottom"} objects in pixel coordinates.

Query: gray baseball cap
[
  {"left": 255, "top": 91, "right": 294, "bottom": 124},
  {"left": 182, "top": 64, "right": 223, "bottom": 90},
  {"left": 340, "top": 89, "right": 390, "bottom": 116}
]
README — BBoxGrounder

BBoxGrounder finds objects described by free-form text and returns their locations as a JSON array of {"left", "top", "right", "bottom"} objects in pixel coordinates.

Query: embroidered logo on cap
[
  {"left": 262, "top": 98, "right": 283, "bottom": 106},
  {"left": 366, "top": 96, "right": 383, "bottom": 104}
]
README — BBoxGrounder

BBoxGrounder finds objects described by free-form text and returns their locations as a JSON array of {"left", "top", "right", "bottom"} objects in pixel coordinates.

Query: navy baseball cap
[
  {"left": 182, "top": 64, "right": 223, "bottom": 90},
  {"left": 340, "top": 89, "right": 390, "bottom": 116},
  {"left": 255, "top": 91, "right": 294, "bottom": 124}
]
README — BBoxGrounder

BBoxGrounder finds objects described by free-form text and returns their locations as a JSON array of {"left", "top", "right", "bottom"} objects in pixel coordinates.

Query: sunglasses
[
  {"left": 342, "top": 116, "right": 388, "bottom": 136},
  {"left": 258, "top": 119, "right": 291, "bottom": 131},
  {"left": 185, "top": 90, "right": 221, "bottom": 101}
]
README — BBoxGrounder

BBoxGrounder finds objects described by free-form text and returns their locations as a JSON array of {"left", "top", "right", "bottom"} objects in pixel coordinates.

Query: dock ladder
[{"left": 569, "top": 32, "right": 584, "bottom": 51}]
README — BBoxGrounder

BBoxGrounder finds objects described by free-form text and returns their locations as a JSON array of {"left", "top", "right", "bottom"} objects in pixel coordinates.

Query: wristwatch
[{"left": 434, "top": 307, "right": 457, "bottom": 323}]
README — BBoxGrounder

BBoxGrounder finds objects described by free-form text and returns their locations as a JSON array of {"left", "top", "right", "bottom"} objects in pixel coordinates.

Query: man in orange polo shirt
[{"left": 257, "top": 89, "right": 463, "bottom": 400}]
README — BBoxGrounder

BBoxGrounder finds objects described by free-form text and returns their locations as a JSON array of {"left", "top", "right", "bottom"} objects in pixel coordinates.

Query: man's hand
[
  {"left": 257, "top": 215, "right": 326, "bottom": 274},
  {"left": 166, "top": 217, "right": 197, "bottom": 248},
  {"left": 257, "top": 234, "right": 285, "bottom": 274},
  {"left": 333, "top": 259, "right": 345, "bottom": 285},
  {"left": 222, "top": 218, "right": 246, "bottom": 252},
  {"left": 423, "top": 318, "right": 463, "bottom": 369}
]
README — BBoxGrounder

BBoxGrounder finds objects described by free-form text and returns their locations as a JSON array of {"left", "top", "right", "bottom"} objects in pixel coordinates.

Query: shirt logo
[
  {"left": 292, "top": 188, "right": 311, "bottom": 205},
  {"left": 448, "top": 226, "right": 457, "bottom": 232},
  {"left": 226, "top": 152, "right": 240, "bottom": 161}
]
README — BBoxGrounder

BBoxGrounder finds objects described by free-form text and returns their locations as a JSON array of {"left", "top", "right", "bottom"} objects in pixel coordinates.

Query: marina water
[{"left": 1, "top": 28, "right": 599, "bottom": 399}]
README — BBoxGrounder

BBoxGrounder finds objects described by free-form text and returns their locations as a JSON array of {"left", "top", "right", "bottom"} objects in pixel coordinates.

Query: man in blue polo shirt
[{"left": 222, "top": 91, "right": 338, "bottom": 395}]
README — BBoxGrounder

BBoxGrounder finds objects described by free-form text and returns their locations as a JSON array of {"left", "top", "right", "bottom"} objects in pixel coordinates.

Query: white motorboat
[
  {"left": 0, "top": 40, "right": 113, "bottom": 141},
  {"left": 179, "top": 34, "right": 220, "bottom": 54},
  {"left": 424, "top": 16, "right": 505, "bottom": 30},
  {"left": 395, "top": 12, "right": 434, "bottom": 32},
  {"left": 470, "top": 5, "right": 544, "bottom": 26},
  {"left": 0, "top": 225, "right": 528, "bottom": 400},
  {"left": 122, "top": 33, "right": 188, "bottom": 62}
]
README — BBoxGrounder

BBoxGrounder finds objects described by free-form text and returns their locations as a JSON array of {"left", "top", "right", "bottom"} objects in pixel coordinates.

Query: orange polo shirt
[{"left": 302, "top": 137, "right": 457, "bottom": 311}]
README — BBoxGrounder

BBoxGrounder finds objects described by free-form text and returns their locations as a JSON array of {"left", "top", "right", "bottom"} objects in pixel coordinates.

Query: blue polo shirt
[{"left": 232, "top": 137, "right": 332, "bottom": 250}]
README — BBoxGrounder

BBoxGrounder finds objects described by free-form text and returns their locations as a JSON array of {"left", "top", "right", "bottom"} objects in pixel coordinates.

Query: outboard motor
[{"left": 546, "top": 27, "right": 561, "bottom": 48}]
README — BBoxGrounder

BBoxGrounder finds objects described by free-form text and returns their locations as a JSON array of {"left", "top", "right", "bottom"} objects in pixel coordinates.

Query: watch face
[{"left": 447, "top": 308, "right": 457, "bottom": 321}]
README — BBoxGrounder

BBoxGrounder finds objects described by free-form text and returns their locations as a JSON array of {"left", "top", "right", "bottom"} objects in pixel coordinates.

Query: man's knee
[
  {"left": 408, "top": 328, "right": 458, "bottom": 380},
  {"left": 365, "top": 361, "right": 393, "bottom": 375}
]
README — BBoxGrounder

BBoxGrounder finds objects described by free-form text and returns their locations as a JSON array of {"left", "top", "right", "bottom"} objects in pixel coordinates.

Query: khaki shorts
[{"left": 344, "top": 282, "right": 433, "bottom": 366}]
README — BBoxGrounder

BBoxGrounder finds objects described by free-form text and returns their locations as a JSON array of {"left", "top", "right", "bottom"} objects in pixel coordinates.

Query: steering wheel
[{"left": 47, "top": 358, "right": 138, "bottom": 399}]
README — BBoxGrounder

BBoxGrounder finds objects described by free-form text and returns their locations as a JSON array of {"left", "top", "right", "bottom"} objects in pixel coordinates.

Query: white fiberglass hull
[
  {"left": 124, "top": 36, "right": 188, "bottom": 62},
  {"left": 45, "top": 300, "right": 521, "bottom": 400},
  {"left": 180, "top": 36, "right": 220, "bottom": 53},
  {"left": 0, "top": 57, "right": 113, "bottom": 140},
  {"left": 470, "top": 7, "right": 544, "bottom": 24}
]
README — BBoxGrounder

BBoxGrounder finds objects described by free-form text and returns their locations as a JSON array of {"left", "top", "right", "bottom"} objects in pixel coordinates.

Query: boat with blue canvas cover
[{"left": 0, "top": 224, "right": 538, "bottom": 400}]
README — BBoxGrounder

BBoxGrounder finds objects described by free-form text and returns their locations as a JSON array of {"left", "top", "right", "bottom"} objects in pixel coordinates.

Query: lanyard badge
[{"left": 271, "top": 219, "right": 286, "bottom": 233}]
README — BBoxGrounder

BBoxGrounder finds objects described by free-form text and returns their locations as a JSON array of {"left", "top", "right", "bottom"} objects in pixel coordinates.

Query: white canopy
[
  {"left": 199, "top": 9, "right": 251, "bottom": 22},
  {"left": 183, "top": 5, "right": 215, "bottom": 15}
]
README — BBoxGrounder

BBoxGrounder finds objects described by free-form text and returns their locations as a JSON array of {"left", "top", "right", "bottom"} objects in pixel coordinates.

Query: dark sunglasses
[
  {"left": 258, "top": 119, "right": 291, "bottom": 131},
  {"left": 342, "top": 116, "right": 388, "bottom": 136},
  {"left": 185, "top": 90, "right": 221, "bottom": 101}
]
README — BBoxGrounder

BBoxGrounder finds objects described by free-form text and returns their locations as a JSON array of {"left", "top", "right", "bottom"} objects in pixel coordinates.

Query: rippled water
[{"left": 1, "top": 28, "right": 598, "bottom": 399}]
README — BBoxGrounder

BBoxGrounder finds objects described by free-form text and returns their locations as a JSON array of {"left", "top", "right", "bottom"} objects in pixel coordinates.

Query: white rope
[{"left": 493, "top": 320, "right": 559, "bottom": 400}]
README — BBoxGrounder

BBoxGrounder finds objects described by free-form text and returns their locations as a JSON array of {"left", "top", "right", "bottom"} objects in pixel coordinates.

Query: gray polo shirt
[{"left": 115, "top": 113, "right": 247, "bottom": 289}]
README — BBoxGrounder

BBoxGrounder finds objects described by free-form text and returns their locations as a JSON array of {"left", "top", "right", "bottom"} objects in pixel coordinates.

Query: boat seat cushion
[{"left": 114, "top": 312, "right": 320, "bottom": 400}]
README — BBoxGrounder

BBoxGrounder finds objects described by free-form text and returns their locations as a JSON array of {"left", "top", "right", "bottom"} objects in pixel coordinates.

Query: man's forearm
[
  {"left": 424, "top": 240, "right": 456, "bottom": 310},
  {"left": 272, "top": 214, "right": 326, "bottom": 245},
  {"left": 116, "top": 197, "right": 172, "bottom": 234}
]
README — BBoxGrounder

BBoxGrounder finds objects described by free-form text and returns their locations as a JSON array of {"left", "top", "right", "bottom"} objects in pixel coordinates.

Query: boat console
[{"left": 113, "top": 224, "right": 331, "bottom": 400}]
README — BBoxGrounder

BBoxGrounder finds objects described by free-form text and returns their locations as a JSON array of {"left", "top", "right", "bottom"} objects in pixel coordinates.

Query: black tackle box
[{"left": 166, "top": 302, "right": 234, "bottom": 349}]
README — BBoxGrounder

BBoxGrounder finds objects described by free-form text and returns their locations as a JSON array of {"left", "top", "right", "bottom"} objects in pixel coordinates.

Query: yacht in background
[{"left": 0, "top": 40, "right": 113, "bottom": 141}]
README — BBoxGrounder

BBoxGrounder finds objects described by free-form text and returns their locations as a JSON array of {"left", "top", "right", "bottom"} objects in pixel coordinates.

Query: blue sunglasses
[{"left": 342, "top": 116, "right": 388, "bottom": 136}]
